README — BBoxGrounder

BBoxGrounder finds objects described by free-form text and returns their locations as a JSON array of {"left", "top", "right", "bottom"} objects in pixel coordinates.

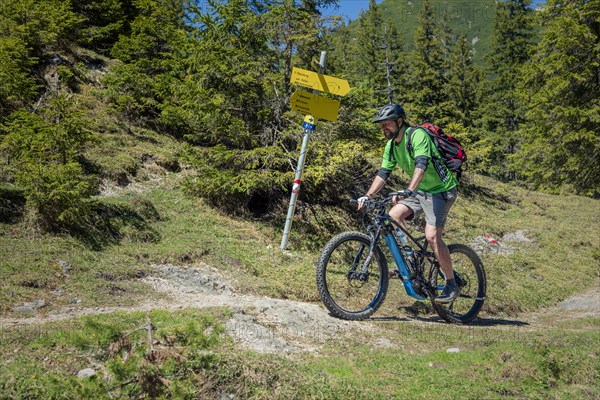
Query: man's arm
[
  {"left": 391, "top": 166, "right": 425, "bottom": 203},
  {"left": 407, "top": 166, "right": 426, "bottom": 192},
  {"left": 365, "top": 175, "right": 386, "bottom": 197},
  {"left": 358, "top": 169, "right": 391, "bottom": 209}
]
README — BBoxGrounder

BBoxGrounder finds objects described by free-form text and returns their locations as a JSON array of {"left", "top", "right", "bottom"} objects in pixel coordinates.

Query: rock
[
  {"left": 145, "top": 263, "right": 233, "bottom": 295},
  {"left": 429, "top": 362, "right": 447, "bottom": 368},
  {"left": 77, "top": 368, "right": 96, "bottom": 379},
  {"left": 14, "top": 306, "right": 35, "bottom": 315},
  {"left": 57, "top": 260, "right": 72, "bottom": 272},
  {"left": 446, "top": 348, "right": 460, "bottom": 353},
  {"left": 231, "top": 306, "right": 245, "bottom": 315},
  {"left": 14, "top": 299, "right": 47, "bottom": 314},
  {"left": 502, "top": 230, "right": 532, "bottom": 243},
  {"left": 558, "top": 289, "right": 600, "bottom": 312},
  {"left": 30, "top": 299, "right": 47, "bottom": 309},
  {"left": 375, "top": 338, "right": 395, "bottom": 348},
  {"left": 51, "top": 289, "right": 64, "bottom": 297},
  {"left": 69, "top": 297, "right": 82, "bottom": 304},
  {"left": 225, "top": 313, "right": 298, "bottom": 354},
  {"left": 470, "top": 236, "right": 514, "bottom": 255}
]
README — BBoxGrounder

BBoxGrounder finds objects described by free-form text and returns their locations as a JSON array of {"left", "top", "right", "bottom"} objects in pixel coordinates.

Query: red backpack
[{"left": 406, "top": 123, "right": 467, "bottom": 179}]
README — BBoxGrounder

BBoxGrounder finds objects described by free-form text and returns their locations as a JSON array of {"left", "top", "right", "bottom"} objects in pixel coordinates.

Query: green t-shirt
[{"left": 381, "top": 126, "right": 458, "bottom": 194}]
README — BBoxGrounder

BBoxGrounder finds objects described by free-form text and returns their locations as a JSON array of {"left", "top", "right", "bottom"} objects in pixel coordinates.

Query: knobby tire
[
  {"left": 429, "top": 244, "right": 486, "bottom": 324},
  {"left": 316, "top": 232, "right": 389, "bottom": 320}
]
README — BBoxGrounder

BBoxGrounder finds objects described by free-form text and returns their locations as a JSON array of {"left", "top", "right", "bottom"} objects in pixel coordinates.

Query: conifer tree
[
  {"left": 475, "top": 0, "right": 534, "bottom": 179},
  {"left": 407, "top": 0, "right": 450, "bottom": 123},
  {"left": 1, "top": 96, "right": 91, "bottom": 227},
  {"left": 447, "top": 34, "right": 480, "bottom": 128},
  {"left": 330, "top": 1, "right": 404, "bottom": 106},
  {"left": 325, "top": 22, "right": 352, "bottom": 76},
  {"left": 350, "top": 0, "right": 386, "bottom": 89},
  {"left": 439, "top": 4, "right": 455, "bottom": 73},
  {"left": 71, "top": 0, "right": 134, "bottom": 52},
  {"left": 380, "top": 19, "right": 405, "bottom": 105},
  {"left": 515, "top": 0, "right": 600, "bottom": 196}
]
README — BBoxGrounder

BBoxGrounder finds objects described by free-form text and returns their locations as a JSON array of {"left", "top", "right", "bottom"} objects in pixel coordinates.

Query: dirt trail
[
  {"left": 0, "top": 263, "right": 361, "bottom": 354},
  {"left": 3, "top": 164, "right": 597, "bottom": 355},
  {"left": 2, "top": 261, "right": 598, "bottom": 353}
]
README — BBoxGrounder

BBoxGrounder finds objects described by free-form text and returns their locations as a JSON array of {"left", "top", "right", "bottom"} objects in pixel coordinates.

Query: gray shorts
[{"left": 400, "top": 188, "right": 457, "bottom": 228}]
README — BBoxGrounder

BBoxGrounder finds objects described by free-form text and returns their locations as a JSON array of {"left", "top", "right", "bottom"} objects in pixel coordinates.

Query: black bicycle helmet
[{"left": 372, "top": 104, "right": 406, "bottom": 123}]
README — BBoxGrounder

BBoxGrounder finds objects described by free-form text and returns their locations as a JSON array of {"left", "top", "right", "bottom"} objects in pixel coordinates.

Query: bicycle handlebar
[{"left": 350, "top": 190, "right": 427, "bottom": 208}]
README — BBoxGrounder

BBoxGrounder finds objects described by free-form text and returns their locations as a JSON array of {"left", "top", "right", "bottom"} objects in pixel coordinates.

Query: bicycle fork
[{"left": 348, "top": 238, "right": 378, "bottom": 281}]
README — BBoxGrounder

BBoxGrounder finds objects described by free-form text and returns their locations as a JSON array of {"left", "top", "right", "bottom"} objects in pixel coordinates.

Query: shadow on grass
[
  {"left": 67, "top": 198, "right": 161, "bottom": 251},
  {"left": 370, "top": 313, "right": 529, "bottom": 327},
  {"left": 0, "top": 186, "right": 26, "bottom": 223},
  {"left": 1, "top": 186, "right": 162, "bottom": 251},
  {"left": 458, "top": 180, "right": 515, "bottom": 206}
]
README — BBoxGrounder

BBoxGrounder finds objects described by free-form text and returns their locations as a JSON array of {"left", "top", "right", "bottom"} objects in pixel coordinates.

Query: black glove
[
  {"left": 445, "top": 159, "right": 463, "bottom": 172},
  {"left": 400, "top": 189, "right": 415, "bottom": 198}
]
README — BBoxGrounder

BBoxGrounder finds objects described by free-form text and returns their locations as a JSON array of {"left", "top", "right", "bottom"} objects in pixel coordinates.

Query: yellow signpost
[
  {"left": 290, "top": 67, "right": 351, "bottom": 97},
  {"left": 290, "top": 89, "right": 340, "bottom": 122},
  {"left": 281, "top": 54, "right": 352, "bottom": 250}
]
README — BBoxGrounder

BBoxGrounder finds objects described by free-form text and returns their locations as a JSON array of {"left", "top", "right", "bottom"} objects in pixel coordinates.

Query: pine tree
[
  {"left": 350, "top": 0, "right": 386, "bottom": 90},
  {"left": 407, "top": 0, "right": 450, "bottom": 123},
  {"left": 0, "top": 36, "right": 38, "bottom": 115},
  {"left": 447, "top": 34, "right": 480, "bottom": 128},
  {"left": 1, "top": 96, "right": 92, "bottom": 228},
  {"left": 475, "top": 0, "right": 534, "bottom": 179},
  {"left": 380, "top": 19, "right": 405, "bottom": 105},
  {"left": 294, "top": 0, "right": 339, "bottom": 72},
  {"left": 71, "top": 0, "right": 135, "bottom": 52},
  {"left": 438, "top": 4, "right": 455, "bottom": 73},
  {"left": 325, "top": 22, "right": 352, "bottom": 76},
  {"left": 515, "top": 0, "right": 600, "bottom": 197}
]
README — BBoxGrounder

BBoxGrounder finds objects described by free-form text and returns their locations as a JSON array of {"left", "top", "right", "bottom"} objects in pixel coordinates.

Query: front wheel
[
  {"left": 316, "top": 232, "right": 389, "bottom": 320},
  {"left": 429, "top": 244, "right": 486, "bottom": 324}
]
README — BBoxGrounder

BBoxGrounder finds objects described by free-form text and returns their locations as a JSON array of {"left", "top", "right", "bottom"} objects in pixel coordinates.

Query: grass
[
  {"left": 1, "top": 167, "right": 599, "bottom": 317},
  {"left": 1, "top": 309, "right": 598, "bottom": 399},
  {"left": 305, "top": 315, "right": 600, "bottom": 399},
  {"left": 1, "top": 88, "right": 599, "bottom": 397}
]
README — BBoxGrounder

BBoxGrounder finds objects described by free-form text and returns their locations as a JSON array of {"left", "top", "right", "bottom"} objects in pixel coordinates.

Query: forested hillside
[
  {"left": 0, "top": 0, "right": 598, "bottom": 238},
  {"left": 1, "top": 2, "right": 599, "bottom": 398},
  {"left": 352, "top": 0, "right": 497, "bottom": 65}
]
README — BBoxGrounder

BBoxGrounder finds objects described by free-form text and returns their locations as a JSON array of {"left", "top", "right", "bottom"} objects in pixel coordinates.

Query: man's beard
[{"left": 383, "top": 124, "right": 399, "bottom": 140}]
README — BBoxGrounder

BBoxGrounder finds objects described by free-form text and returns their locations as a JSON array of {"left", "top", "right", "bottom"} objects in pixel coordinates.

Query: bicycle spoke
[
  {"left": 428, "top": 244, "right": 486, "bottom": 324},
  {"left": 320, "top": 235, "right": 386, "bottom": 316}
]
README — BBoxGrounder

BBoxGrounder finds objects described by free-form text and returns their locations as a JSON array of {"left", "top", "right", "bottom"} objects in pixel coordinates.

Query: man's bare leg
[
  {"left": 425, "top": 224, "right": 460, "bottom": 303},
  {"left": 425, "top": 224, "right": 453, "bottom": 279}
]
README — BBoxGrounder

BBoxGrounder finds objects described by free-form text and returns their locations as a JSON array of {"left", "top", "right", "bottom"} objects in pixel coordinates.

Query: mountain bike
[{"left": 316, "top": 192, "right": 486, "bottom": 324}]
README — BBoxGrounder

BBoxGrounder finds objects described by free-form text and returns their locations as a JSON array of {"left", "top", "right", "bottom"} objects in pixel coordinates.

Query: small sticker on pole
[
  {"left": 302, "top": 115, "right": 316, "bottom": 131},
  {"left": 292, "top": 179, "right": 301, "bottom": 194}
]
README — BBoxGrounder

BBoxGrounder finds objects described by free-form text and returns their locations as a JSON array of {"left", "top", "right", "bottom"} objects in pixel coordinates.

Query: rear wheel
[
  {"left": 429, "top": 244, "right": 486, "bottom": 324},
  {"left": 316, "top": 232, "right": 389, "bottom": 320}
]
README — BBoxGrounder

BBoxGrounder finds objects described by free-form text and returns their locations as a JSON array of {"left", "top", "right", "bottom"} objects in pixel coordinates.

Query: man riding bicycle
[{"left": 358, "top": 104, "right": 460, "bottom": 303}]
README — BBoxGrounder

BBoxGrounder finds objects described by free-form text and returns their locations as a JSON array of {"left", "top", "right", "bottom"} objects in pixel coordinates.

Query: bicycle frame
[{"left": 368, "top": 211, "right": 435, "bottom": 301}]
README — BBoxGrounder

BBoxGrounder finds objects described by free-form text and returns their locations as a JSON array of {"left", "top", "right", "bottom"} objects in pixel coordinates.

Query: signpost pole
[{"left": 280, "top": 51, "right": 327, "bottom": 251}]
